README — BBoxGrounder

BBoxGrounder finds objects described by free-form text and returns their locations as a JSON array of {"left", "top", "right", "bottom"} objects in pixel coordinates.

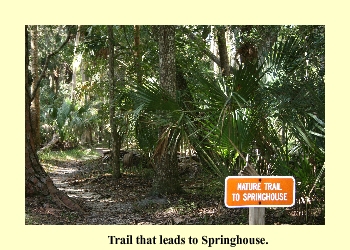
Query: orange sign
[{"left": 225, "top": 176, "right": 295, "bottom": 208}]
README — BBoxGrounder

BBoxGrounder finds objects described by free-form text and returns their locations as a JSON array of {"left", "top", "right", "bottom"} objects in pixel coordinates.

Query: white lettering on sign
[
  {"left": 264, "top": 182, "right": 282, "bottom": 190},
  {"left": 235, "top": 182, "right": 287, "bottom": 202},
  {"left": 242, "top": 192, "right": 287, "bottom": 201},
  {"left": 225, "top": 176, "right": 295, "bottom": 207},
  {"left": 237, "top": 183, "right": 261, "bottom": 190}
]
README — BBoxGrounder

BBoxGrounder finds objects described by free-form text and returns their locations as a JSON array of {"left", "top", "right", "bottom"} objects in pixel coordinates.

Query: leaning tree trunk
[
  {"left": 25, "top": 96, "right": 84, "bottom": 213},
  {"left": 152, "top": 25, "right": 182, "bottom": 196},
  {"left": 25, "top": 25, "right": 84, "bottom": 213}
]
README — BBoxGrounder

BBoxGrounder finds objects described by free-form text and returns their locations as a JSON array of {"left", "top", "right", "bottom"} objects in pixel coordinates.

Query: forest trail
[
  {"left": 26, "top": 148, "right": 246, "bottom": 225},
  {"left": 26, "top": 148, "right": 321, "bottom": 225},
  {"left": 47, "top": 150, "right": 150, "bottom": 224}
]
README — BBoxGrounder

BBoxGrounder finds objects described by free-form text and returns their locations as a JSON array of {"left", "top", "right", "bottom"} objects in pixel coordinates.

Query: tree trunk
[
  {"left": 78, "top": 27, "right": 93, "bottom": 145},
  {"left": 30, "top": 25, "right": 41, "bottom": 149},
  {"left": 209, "top": 26, "right": 219, "bottom": 74},
  {"left": 52, "top": 66, "right": 60, "bottom": 97},
  {"left": 216, "top": 26, "right": 231, "bottom": 77},
  {"left": 187, "top": 28, "right": 235, "bottom": 75},
  {"left": 71, "top": 25, "right": 81, "bottom": 101},
  {"left": 134, "top": 25, "right": 142, "bottom": 85},
  {"left": 159, "top": 26, "right": 177, "bottom": 95},
  {"left": 152, "top": 25, "right": 182, "bottom": 196},
  {"left": 108, "top": 25, "right": 121, "bottom": 180},
  {"left": 25, "top": 26, "right": 84, "bottom": 213}
]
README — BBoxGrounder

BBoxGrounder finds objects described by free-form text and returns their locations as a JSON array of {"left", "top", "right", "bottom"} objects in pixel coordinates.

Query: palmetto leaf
[
  {"left": 131, "top": 78, "right": 229, "bottom": 177},
  {"left": 132, "top": 34, "right": 324, "bottom": 180},
  {"left": 132, "top": 80, "right": 180, "bottom": 113},
  {"left": 265, "top": 36, "right": 304, "bottom": 76},
  {"left": 57, "top": 99, "right": 73, "bottom": 129}
]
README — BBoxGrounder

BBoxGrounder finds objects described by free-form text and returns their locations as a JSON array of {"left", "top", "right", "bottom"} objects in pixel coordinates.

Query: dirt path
[
  {"left": 43, "top": 154, "right": 246, "bottom": 225},
  {"left": 26, "top": 149, "right": 319, "bottom": 225},
  {"left": 47, "top": 155, "right": 143, "bottom": 224},
  {"left": 29, "top": 150, "right": 228, "bottom": 225}
]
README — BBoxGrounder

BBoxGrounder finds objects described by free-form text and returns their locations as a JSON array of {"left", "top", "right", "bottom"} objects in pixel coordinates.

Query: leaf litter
[{"left": 25, "top": 150, "right": 324, "bottom": 225}]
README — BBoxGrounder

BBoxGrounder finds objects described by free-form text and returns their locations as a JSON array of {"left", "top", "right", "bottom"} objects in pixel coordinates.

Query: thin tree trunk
[
  {"left": 79, "top": 27, "right": 93, "bottom": 145},
  {"left": 108, "top": 25, "right": 121, "bottom": 180},
  {"left": 134, "top": 25, "right": 142, "bottom": 85},
  {"left": 71, "top": 25, "right": 81, "bottom": 101},
  {"left": 217, "top": 26, "right": 231, "bottom": 77},
  {"left": 152, "top": 25, "right": 182, "bottom": 196},
  {"left": 209, "top": 26, "right": 219, "bottom": 74},
  {"left": 30, "top": 25, "right": 41, "bottom": 149},
  {"left": 25, "top": 26, "right": 84, "bottom": 213},
  {"left": 53, "top": 66, "right": 60, "bottom": 97}
]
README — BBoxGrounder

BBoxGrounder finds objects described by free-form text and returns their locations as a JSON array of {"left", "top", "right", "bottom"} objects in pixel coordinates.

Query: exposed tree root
[
  {"left": 46, "top": 177, "right": 86, "bottom": 214},
  {"left": 38, "top": 133, "right": 59, "bottom": 152}
]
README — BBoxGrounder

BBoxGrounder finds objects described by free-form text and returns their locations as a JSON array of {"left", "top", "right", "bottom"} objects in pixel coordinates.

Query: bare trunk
[
  {"left": 81, "top": 128, "right": 93, "bottom": 145},
  {"left": 108, "top": 25, "right": 121, "bottom": 180},
  {"left": 52, "top": 66, "right": 60, "bottom": 96},
  {"left": 159, "top": 26, "right": 177, "bottom": 96},
  {"left": 134, "top": 25, "right": 142, "bottom": 85},
  {"left": 217, "top": 26, "right": 231, "bottom": 77},
  {"left": 79, "top": 28, "right": 93, "bottom": 145},
  {"left": 71, "top": 25, "right": 81, "bottom": 101},
  {"left": 30, "top": 25, "right": 41, "bottom": 149},
  {"left": 152, "top": 25, "right": 181, "bottom": 196},
  {"left": 209, "top": 26, "right": 219, "bottom": 74}
]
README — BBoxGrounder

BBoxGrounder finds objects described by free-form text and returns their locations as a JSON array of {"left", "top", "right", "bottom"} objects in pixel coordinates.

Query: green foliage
[
  {"left": 176, "top": 198, "right": 197, "bottom": 215},
  {"left": 38, "top": 147, "right": 100, "bottom": 163},
  {"left": 33, "top": 25, "right": 325, "bottom": 223},
  {"left": 56, "top": 99, "right": 73, "bottom": 138},
  {"left": 132, "top": 29, "right": 324, "bottom": 197}
]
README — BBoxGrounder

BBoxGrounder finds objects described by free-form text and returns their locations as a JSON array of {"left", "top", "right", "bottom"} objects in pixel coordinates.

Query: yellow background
[{"left": 1, "top": 0, "right": 348, "bottom": 249}]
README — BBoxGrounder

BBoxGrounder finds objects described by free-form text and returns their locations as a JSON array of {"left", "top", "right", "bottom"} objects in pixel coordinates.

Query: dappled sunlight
[
  {"left": 39, "top": 147, "right": 101, "bottom": 163},
  {"left": 42, "top": 163, "right": 58, "bottom": 173},
  {"left": 26, "top": 25, "right": 324, "bottom": 225},
  {"left": 198, "top": 206, "right": 218, "bottom": 215}
]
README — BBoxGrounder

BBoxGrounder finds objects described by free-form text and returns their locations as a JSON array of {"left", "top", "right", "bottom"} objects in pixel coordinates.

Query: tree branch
[
  {"left": 186, "top": 29, "right": 234, "bottom": 74},
  {"left": 187, "top": 32, "right": 221, "bottom": 66},
  {"left": 30, "top": 26, "right": 73, "bottom": 103}
]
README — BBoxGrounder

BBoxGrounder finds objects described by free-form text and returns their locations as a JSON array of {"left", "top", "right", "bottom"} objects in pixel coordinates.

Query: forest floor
[{"left": 25, "top": 147, "right": 324, "bottom": 225}]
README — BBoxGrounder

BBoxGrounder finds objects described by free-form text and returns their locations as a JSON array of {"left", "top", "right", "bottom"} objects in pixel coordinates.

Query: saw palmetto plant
[{"left": 131, "top": 35, "right": 324, "bottom": 192}]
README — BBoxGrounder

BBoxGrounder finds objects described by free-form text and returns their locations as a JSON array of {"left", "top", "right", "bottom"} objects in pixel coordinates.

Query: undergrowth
[{"left": 38, "top": 146, "right": 100, "bottom": 163}]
